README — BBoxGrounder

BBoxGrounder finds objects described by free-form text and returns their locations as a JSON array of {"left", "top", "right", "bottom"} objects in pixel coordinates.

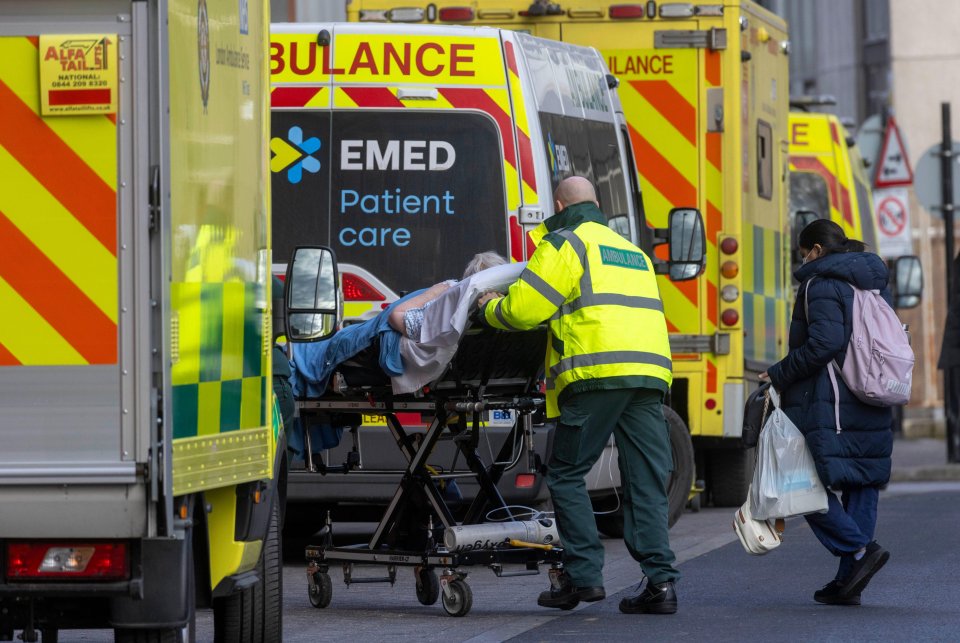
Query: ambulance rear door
[
  {"left": 561, "top": 18, "right": 706, "bottom": 338},
  {"left": 510, "top": 31, "right": 640, "bottom": 246},
  {"left": 271, "top": 24, "right": 517, "bottom": 320},
  {"left": 0, "top": 5, "right": 147, "bottom": 538}
]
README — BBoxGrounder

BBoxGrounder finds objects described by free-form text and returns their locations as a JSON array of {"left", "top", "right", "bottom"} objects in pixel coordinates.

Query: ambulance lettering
[
  {"left": 790, "top": 122, "right": 810, "bottom": 147},
  {"left": 340, "top": 140, "right": 456, "bottom": 171},
  {"left": 607, "top": 54, "right": 674, "bottom": 76},
  {"left": 270, "top": 40, "right": 476, "bottom": 78},
  {"left": 338, "top": 139, "right": 458, "bottom": 248}
]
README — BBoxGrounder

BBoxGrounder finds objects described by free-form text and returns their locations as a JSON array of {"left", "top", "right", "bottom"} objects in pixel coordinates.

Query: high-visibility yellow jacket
[{"left": 482, "top": 202, "right": 672, "bottom": 418}]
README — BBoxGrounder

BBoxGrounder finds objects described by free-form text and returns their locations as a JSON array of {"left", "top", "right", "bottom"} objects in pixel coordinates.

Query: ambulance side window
[
  {"left": 757, "top": 120, "right": 773, "bottom": 200},
  {"left": 538, "top": 112, "right": 631, "bottom": 234},
  {"left": 854, "top": 178, "right": 879, "bottom": 250},
  {"left": 789, "top": 171, "right": 829, "bottom": 273}
]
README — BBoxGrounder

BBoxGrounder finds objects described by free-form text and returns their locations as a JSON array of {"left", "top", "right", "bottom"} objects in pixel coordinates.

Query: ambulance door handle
[
  {"left": 519, "top": 207, "right": 545, "bottom": 226},
  {"left": 707, "top": 88, "right": 724, "bottom": 133}
]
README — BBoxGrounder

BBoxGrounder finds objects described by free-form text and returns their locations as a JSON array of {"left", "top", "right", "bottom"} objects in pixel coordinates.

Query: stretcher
[{"left": 296, "top": 324, "right": 565, "bottom": 616}]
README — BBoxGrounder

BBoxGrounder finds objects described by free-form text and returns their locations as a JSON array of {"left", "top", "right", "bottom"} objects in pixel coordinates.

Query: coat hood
[{"left": 794, "top": 251, "right": 889, "bottom": 291}]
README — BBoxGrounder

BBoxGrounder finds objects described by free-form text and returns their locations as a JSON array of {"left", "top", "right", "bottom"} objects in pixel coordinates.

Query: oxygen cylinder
[{"left": 443, "top": 518, "right": 560, "bottom": 552}]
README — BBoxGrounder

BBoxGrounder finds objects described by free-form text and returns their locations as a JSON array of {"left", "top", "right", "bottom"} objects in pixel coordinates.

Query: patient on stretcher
[{"left": 287, "top": 253, "right": 524, "bottom": 398}]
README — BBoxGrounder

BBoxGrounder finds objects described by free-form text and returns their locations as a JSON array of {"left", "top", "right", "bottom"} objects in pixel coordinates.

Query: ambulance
[
  {"left": 348, "top": 0, "right": 791, "bottom": 508},
  {"left": 269, "top": 23, "right": 705, "bottom": 532},
  {"left": 0, "top": 0, "right": 282, "bottom": 639},
  {"left": 788, "top": 107, "right": 879, "bottom": 270}
]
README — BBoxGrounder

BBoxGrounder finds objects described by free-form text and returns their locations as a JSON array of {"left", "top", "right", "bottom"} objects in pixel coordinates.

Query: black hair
[{"left": 798, "top": 219, "right": 866, "bottom": 256}]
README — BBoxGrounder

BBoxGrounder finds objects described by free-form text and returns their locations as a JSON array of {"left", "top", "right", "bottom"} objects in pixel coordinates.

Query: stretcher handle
[{"left": 443, "top": 398, "right": 543, "bottom": 413}]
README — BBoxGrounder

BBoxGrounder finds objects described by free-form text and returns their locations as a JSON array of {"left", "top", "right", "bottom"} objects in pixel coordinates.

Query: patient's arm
[{"left": 387, "top": 281, "right": 454, "bottom": 336}]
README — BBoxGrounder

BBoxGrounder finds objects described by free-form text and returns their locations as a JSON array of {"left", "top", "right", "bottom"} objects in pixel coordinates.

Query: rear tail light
[
  {"left": 720, "top": 237, "right": 738, "bottom": 255},
  {"left": 342, "top": 273, "right": 386, "bottom": 302},
  {"left": 7, "top": 542, "right": 129, "bottom": 580},
  {"left": 609, "top": 4, "right": 645, "bottom": 19},
  {"left": 515, "top": 473, "right": 537, "bottom": 488},
  {"left": 721, "top": 261, "right": 739, "bottom": 279},
  {"left": 438, "top": 6, "right": 475, "bottom": 21},
  {"left": 721, "top": 309, "right": 740, "bottom": 327},
  {"left": 721, "top": 285, "right": 740, "bottom": 303}
]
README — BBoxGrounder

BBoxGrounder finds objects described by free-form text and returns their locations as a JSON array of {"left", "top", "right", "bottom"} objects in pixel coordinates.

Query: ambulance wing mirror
[
  {"left": 284, "top": 246, "right": 341, "bottom": 342},
  {"left": 892, "top": 255, "right": 923, "bottom": 310},
  {"left": 656, "top": 207, "right": 706, "bottom": 281}
]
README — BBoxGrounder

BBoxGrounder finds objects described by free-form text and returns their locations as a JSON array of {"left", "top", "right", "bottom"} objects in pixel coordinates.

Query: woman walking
[{"left": 760, "top": 219, "right": 893, "bottom": 606}]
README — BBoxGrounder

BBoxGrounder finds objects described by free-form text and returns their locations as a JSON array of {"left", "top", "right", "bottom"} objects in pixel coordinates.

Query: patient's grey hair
[{"left": 462, "top": 251, "right": 508, "bottom": 279}]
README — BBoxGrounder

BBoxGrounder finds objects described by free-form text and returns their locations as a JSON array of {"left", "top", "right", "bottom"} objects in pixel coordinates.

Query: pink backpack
[{"left": 805, "top": 276, "right": 914, "bottom": 433}]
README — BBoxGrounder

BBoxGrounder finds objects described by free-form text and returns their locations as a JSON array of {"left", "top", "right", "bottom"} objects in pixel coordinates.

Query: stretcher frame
[{"left": 296, "top": 327, "right": 565, "bottom": 616}]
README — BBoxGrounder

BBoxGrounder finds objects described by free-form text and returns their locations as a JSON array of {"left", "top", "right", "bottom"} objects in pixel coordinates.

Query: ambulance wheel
[
  {"left": 441, "top": 580, "right": 473, "bottom": 617},
  {"left": 415, "top": 568, "right": 440, "bottom": 606},
  {"left": 665, "top": 406, "right": 695, "bottom": 527},
  {"left": 309, "top": 572, "right": 333, "bottom": 609},
  {"left": 707, "top": 447, "right": 755, "bottom": 507}
]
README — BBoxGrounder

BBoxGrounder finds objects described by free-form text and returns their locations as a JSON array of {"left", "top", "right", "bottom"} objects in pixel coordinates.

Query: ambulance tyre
[
  {"left": 254, "top": 502, "right": 283, "bottom": 642},
  {"left": 416, "top": 568, "right": 440, "bottom": 606},
  {"left": 309, "top": 572, "right": 333, "bottom": 609},
  {"left": 707, "top": 447, "right": 755, "bottom": 507},
  {"left": 594, "top": 408, "right": 693, "bottom": 538},
  {"left": 664, "top": 407, "right": 695, "bottom": 528},
  {"left": 441, "top": 580, "right": 473, "bottom": 617}
]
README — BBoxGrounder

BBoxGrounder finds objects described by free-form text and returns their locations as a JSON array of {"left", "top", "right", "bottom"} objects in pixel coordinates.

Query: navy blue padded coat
[{"left": 767, "top": 252, "right": 893, "bottom": 490}]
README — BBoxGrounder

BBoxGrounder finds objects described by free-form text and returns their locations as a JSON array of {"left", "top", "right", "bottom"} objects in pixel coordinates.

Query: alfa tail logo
[{"left": 270, "top": 126, "right": 321, "bottom": 184}]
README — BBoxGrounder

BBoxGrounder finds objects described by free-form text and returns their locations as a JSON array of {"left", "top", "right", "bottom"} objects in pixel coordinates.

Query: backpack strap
[{"left": 803, "top": 276, "right": 843, "bottom": 435}]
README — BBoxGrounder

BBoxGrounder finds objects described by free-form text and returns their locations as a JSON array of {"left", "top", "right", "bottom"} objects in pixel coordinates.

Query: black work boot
[
  {"left": 619, "top": 579, "right": 677, "bottom": 614},
  {"left": 537, "top": 572, "right": 605, "bottom": 610},
  {"left": 814, "top": 580, "right": 861, "bottom": 606},
  {"left": 839, "top": 542, "right": 889, "bottom": 598}
]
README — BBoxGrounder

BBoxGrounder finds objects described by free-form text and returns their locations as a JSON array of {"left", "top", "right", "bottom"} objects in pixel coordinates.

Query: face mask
[{"left": 801, "top": 246, "right": 819, "bottom": 265}]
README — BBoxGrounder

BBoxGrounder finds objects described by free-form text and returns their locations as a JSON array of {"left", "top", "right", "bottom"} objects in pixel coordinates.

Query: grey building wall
[{"left": 761, "top": 0, "right": 889, "bottom": 128}]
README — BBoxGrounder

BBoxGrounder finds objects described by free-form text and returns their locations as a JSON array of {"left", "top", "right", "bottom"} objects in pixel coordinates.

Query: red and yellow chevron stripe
[{"left": 0, "top": 36, "right": 117, "bottom": 366}]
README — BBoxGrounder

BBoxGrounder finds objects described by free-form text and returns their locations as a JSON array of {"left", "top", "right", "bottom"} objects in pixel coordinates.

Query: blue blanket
[{"left": 288, "top": 289, "right": 426, "bottom": 398}]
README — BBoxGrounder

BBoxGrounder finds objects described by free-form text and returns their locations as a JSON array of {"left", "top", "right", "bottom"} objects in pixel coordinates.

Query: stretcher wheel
[
  {"left": 416, "top": 568, "right": 440, "bottom": 606},
  {"left": 309, "top": 571, "right": 332, "bottom": 608},
  {"left": 441, "top": 579, "right": 473, "bottom": 617}
]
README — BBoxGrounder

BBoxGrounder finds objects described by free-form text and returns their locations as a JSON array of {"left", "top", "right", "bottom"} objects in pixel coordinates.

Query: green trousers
[{"left": 546, "top": 388, "right": 680, "bottom": 587}]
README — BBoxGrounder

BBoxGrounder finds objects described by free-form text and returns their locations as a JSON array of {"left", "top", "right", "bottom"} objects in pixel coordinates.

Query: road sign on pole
[
  {"left": 873, "top": 187, "right": 912, "bottom": 257},
  {"left": 914, "top": 141, "right": 960, "bottom": 217},
  {"left": 874, "top": 116, "right": 914, "bottom": 188}
]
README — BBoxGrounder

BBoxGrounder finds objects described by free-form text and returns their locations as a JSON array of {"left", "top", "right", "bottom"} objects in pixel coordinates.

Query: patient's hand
[{"left": 477, "top": 292, "right": 502, "bottom": 308}]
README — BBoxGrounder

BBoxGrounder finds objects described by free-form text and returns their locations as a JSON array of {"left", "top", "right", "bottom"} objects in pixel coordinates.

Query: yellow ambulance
[
  {"left": 348, "top": 0, "right": 792, "bottom": 509},
  {"left": 269, "top": 23, "right": 706, "bottom": 531},
  {"left": 787, "top": 108, "right": 879, "bottom": 270}
]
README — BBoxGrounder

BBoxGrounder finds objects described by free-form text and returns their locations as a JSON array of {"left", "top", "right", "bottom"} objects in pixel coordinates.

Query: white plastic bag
[{"left": 749, "top": 388, "right": 828, "bottom": 519}]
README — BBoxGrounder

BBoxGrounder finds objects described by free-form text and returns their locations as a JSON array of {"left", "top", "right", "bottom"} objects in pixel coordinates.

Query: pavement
[{"left": 889, "top": 436, "right": 960, "bottom": 481}]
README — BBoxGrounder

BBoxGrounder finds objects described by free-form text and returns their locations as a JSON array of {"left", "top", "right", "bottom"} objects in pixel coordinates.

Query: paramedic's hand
[
  {"left": 758, "top": 372, "right": 769, "bottom": 381},
  {"left": 477, "top": 292, "right": 501, "bottom": 308}
]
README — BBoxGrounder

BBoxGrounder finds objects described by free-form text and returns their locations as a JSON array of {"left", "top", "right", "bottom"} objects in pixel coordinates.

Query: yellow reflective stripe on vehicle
[
  {"left": 0, "top": 37, "right": 116, "bottom": 187},
  {"left": 0, "top": 148, "right": 118, "bottom": 324},
  {"left": 0, "top": 275, "right": 86, "bottom": 364}
]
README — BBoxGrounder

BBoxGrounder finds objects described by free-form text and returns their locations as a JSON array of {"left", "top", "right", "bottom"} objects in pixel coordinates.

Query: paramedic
[
  {"left": 479, "top": 176, "right": 680, "bottom": 614},
  {"left": 760, "top": 219, "right": 893, "bottom": 605}
]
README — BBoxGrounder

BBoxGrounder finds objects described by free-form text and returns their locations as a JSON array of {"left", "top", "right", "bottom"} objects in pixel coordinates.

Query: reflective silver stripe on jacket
[
  {"left": 549, "top": 351, "right": 673, "bottom": 380},
  {"left": 520, "top": 268, "right": 566, "bottom": 309},
  {"left": 494, "top": 298, "right": 521, "bottom": 331},
  {"left": 562, "top": 293, "right": 664, "bottom": 316},
  {"left": 551, "top": 229, "right": 661, "bottom": 317}
]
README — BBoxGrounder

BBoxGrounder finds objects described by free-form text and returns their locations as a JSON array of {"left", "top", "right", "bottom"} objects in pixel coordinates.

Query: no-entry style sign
[{"left": 873, "top": 187, "right": 913, "bottom": 257}]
